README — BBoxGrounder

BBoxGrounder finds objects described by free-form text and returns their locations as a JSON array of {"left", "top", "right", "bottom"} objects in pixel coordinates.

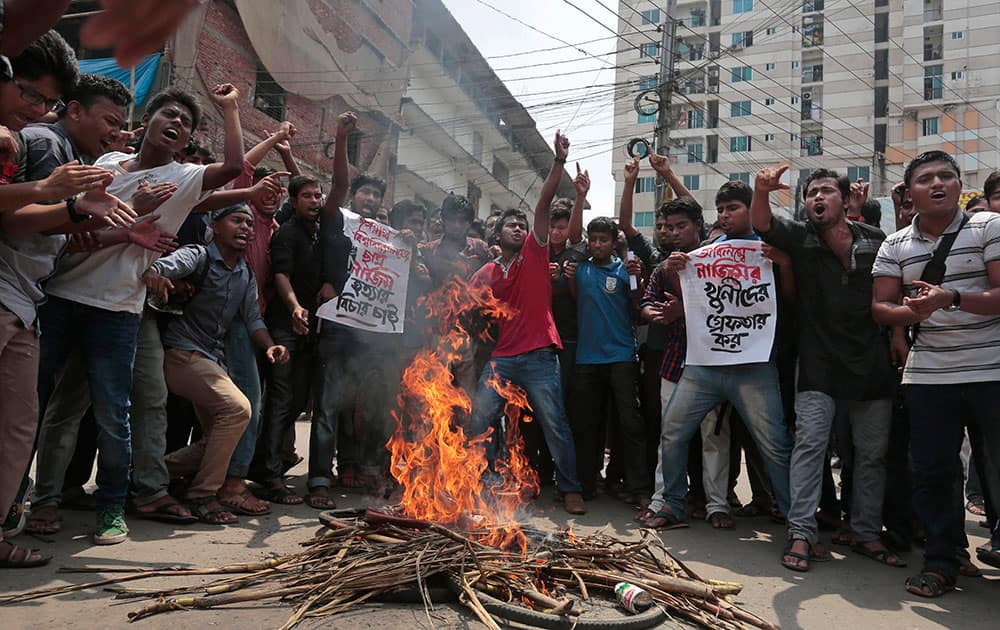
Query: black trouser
[
  {"left": 640, "top": 345, "right": 665, "bottom": 485},
  {"left": 570, "top": 362, "right": 647, "bottom": 497}
]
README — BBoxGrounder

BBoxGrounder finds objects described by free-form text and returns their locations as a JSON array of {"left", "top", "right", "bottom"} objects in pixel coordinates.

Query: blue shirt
[{"left": 574, "top": 258, "right": 637, "bottom": 364}]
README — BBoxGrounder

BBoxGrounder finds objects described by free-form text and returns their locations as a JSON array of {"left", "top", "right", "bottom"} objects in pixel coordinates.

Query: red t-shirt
[{"left": 473, "top": 233, "right": 562, "bottom": 358}]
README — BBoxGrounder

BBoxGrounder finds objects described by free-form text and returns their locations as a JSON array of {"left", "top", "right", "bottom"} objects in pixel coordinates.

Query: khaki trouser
[
  {"left": 0, "top": 307, "right": 39, "bottom": 542},
  {"left": 163, "top": 349, "right": 250, "bottom": 499}
]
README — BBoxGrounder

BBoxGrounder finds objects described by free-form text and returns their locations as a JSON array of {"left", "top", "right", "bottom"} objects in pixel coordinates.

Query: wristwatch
[
  {"left": 944, "top": 289, "right": 961, "bottom": 312},
  {"left": 66, "top": 194, "right": 91, "bottom": 224}
]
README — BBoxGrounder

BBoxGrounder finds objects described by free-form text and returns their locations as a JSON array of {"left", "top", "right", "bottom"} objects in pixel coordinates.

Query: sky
[{"left": 442, "top": 0, "right": 641, "bottom": 220}]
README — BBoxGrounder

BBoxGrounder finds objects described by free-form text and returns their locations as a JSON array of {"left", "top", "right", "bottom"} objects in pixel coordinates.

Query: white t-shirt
[
  {"left": 46, "top": 152, "right": 207, "bottom": 314},
  {"left": 872, "top": 209, "right": 1000, "bottom": 385}
]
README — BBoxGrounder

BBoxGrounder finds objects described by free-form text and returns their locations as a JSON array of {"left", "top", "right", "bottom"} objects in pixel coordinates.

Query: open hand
[
  {"left": 251, "top": 171, "right": 290, "bottom": 208},
  {"left": 77, "top": 188, "right": 137, "bottom": 228},
  {"left": 128, "top": 216, "right": 177, "bottom": 253},
  {"left": 108, "top": 126, "right": 144, "bottom": 154},
  {"left": 132, "top": 181, "right": 177, "bottom": 215},
  {"left": 902, "top": 280, "right": 953, "bottom": 320},
  {"left": 40, "top": 161, "right": 114, "bottom": 201},
  {"left": 755, "top": 164, "right": 790, "bottom": 194},
  {"left": 81, "top": 0, "right": 202, "bottom": 68}
]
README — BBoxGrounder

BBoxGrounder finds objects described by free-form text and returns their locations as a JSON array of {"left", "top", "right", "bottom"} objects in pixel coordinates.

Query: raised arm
[
  {"left": 648, "top": 152, "right": 693, "bottom": 200},
  {"left": 569, "top": 163, "right": 588, "bottom": 244},
  {"left": 201, "top": 84, "right": 245, "bottom": 191},
  {"left": 190, "top": 172, "right": 289, "bottom": 215},
  {"left": 274, "top": 128, "right": 301, "bottom": 177},
  {"left": 751, "top": 164, "right": 789, "bottom": 234},
  {"left": 533, "top": 130, "right": 570, "bottom": 242},
  {"left": 326, "top": 112, "right": 356, "bottom": 213},
  {"left": 618, "top": 157, "right": 640, "bottom": 237},
  {"left": 245, "top": 121, "right": 294, "bottom": 168}
]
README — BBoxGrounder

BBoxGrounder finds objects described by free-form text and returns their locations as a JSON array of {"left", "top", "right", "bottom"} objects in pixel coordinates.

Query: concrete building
[{"left": 613, "top": 0, "right": 1000, "bottom": 235}]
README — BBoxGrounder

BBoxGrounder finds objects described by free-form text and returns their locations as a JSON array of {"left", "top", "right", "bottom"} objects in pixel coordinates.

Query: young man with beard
[
  {"left": 873, "top": 150, "right": 1000, "bottom": 597},
  {"left": 142, "top": 205, "right": 289, "bottom": 524},
  {"left": 649, "top": 180, "right": 794, "bottom": 541},
  {"left": 752, "top": 165, "right": 901, "bottom": 572},
  {"left": 252, "top": 176, "right": 324, "bottom": 505},
  {"left": 34, "top": 83, "right": 245, "bottom": 544},
  {"left": 469, "top": 131, "right": 586, "bottom": 515}
]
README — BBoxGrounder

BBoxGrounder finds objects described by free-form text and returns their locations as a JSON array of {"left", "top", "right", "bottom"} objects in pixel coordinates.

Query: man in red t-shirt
[{"left": 470, "top": 131, "right": 585, "bottom": 515}]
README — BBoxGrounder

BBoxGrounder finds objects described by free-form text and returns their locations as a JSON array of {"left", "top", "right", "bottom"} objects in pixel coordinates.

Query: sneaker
[
  {"left": 1, "top": 477, "right": 33, "bottom": 538},
  {"left": 94, "top": 505, "right": 129, "bottom": 545}
]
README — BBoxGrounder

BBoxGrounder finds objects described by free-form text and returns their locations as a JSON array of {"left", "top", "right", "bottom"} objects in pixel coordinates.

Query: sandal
[
  {"left": 966, "top": 497, "right": 987, "bottom": 517},
  {"left": 134, "top": 496, "right": 197, "bottom": 524},
  {"left": 852, "top": 541, "right": 907, "bottom": 567},
  {"left": 252, "top": 484, "right": 304, "bottom": 505},
  {"left": 905, "top": 570, "right": 955, "bottom": 598},
  {"left": 0, "top": 541, "right": 51, "bottom": 568},
  {"left": 782, "top": 539, "right": 812, "bottom": 572},
  {"left": 219, "top": 490, "right": 271, "bottom": 516},
  {"left": 959, "top": 556, "right": 981, "bottom": 578},
  {"left": 832, "top": 527, "right": 855, "bottom": 546},
  {"left": 707, "top": 511, "right": 735, "bottom": 529},
  {"left": 645, "top": 509, "right": 690, "bottom": 531},
  {"left": 634, "top": 508, "right": 656, "bottom": 524},
  {"left": 734, "top": 503, "right": 768, "bottom": 518},
  {"left": 25, "top": 506, "right": 62, "bottom": 535},
  {"left": 305, "top": 487, "right": 337, "bottom": 510},
  {"left": 185, "top": 496, "right": 238, "bottom": 525},
  {"left": 975, "top": 542, "right": 1000, "bottom": 569}
]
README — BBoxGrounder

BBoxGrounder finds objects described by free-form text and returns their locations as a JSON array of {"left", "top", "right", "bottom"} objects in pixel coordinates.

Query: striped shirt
[{"left": 872, "top": 209, "right": 1000, "bottom": 384}]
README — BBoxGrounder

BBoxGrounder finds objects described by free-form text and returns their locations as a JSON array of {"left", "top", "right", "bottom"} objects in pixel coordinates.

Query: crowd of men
[{"left": 0, "top": 5, "right": 997, "bottom": 604}]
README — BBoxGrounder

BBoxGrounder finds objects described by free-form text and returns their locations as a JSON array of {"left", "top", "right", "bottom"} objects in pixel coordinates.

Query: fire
[{"left": 387, "top": 278, "right": 540, "bottom": 553}]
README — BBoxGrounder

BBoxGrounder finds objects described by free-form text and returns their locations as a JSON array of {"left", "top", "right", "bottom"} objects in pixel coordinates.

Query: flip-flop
[
  {"left": 852, "top": 542, "right": 907, "bottom": 567},
  {"left": 219, "top": 490, "right": 271, "bottom": 516},
  {"left": 133, "top": 498, "right": 198, "bottom": 524},
  {"left": 0, "top": 542, "right": 51, "bottom": 568},
  {"left": 646, "top": 509, "right": 690, "bottom": 531},
  {"left": 905, "top": 571, "right": 954, "bottom": 598},
  {"left": 782, "top": 540, "right": 811, "bottom": 572},
  {"left": 976, "top": 543, "right": 1000, "bottom": 569},
  {"left": 251, "top": 484, "right": 303, "bottom": 505},
  {"left": 707, "top": 511, "right": 735, "bottom": 529},
  {"left": 25, "top": 508, "right": 63, "bottom": 535}
]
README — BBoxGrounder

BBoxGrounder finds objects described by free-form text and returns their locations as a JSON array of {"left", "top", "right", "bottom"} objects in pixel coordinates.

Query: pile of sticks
[{"left": 0, "top": 509, "right": 777, "bottom": 630}]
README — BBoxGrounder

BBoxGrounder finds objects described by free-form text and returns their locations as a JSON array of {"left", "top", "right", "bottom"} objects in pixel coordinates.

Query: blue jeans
[
  {"left": 37, "top": 296, "right": 140, "bottom": 509},
  {"left": 225, "top": 322, "right": 261, "bottom": 478},
  {"left": 659, "top": 362, "right": 791, "bottom": 520},
  {"left": 469, "top": 348, "right": 582, "bottom": 494}
]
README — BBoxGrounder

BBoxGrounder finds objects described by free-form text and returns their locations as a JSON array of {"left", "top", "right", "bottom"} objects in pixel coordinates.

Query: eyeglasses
[{"left": 13, "top": 79, "right": 64, "bottom": 112}]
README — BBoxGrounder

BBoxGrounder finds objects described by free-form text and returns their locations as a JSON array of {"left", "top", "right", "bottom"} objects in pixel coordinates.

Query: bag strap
[{"left": 911, "top": 213, "right": 969, "bottom": 342}]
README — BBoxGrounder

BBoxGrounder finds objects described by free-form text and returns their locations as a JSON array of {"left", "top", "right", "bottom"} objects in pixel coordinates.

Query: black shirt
[
  {"left": 550, "top": 241, "right": 587, "bottom": 343},
  {"left": 266, "top": 216, "right": 323, "bottom": 332},
  {"left": 761, "top": 215, "right": 895, "bottom": 400}
]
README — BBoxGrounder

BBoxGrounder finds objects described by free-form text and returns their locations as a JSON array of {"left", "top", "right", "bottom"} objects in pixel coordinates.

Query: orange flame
[{"left": 388, "top": 278, "right": 539, "bottom": 553}]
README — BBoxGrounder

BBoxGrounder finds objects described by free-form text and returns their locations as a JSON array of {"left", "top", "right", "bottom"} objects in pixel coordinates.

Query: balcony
[
  {"left": 801, "top": 64, "right": 823, "bottom": 83},
  {"left": 923, "top": 0, "right": 942, "bottom": 22},
  {"left": 923, "top": 25, "right": 943, "bottom": 61}
]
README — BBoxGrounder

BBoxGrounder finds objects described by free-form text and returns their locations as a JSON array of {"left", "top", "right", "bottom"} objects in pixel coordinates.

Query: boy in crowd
[
  {"left": 142, "top": 205, "right": 289, "bottom": 524},
  {"left": 564, "top": 216, "right": 646, "bottom": 503},
  {"left": 34, "top": 83, "right": 245, "bottom": 544},
  {"left": 470, "top": 131, "right": 585, "bottom": 515},
  {"left": 873, "top": 150, "right": 1000, "bottom": 597},
  {"left": 752, "top": 164, "right": 901, "bottom": 572}
]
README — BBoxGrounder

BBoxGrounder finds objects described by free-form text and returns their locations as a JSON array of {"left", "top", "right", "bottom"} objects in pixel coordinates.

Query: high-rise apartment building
[{"left": 613, "top": 0, "right": 1000, "bottom": 232}]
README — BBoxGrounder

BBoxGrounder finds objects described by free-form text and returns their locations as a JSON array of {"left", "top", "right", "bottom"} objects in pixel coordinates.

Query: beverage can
[{"left": 614, "top": 581, "right": 653, "bottom": 613}]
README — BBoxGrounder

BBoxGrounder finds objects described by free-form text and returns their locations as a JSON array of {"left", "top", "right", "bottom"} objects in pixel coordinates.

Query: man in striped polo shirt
[{"left": 872, "top": 150, "right": 1000, "bottom": 598}]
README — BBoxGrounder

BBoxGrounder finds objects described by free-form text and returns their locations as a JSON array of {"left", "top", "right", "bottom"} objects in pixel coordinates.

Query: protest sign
[
  {"left": 316, "top": 209, "right": 412, "bottom": 333},
  {"left": 678, "top": 239, "right": 776, "bottom": 365}
]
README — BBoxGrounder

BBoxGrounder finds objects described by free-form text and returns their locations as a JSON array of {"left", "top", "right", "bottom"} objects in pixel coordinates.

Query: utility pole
[{"left": 654, "top": 0, "right": 679, "bottom": 208}]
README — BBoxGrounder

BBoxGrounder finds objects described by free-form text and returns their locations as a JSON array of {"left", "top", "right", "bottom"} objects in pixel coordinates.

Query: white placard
[
  {"left": 316, "top": 208, "right": 411, "bottom": 333},
  {"left": 678, "top": 239, "right": 776, "bottom": 365}
]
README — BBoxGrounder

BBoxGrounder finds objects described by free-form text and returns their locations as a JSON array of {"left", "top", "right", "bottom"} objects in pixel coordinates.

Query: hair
[
  {"left": 289, "top": 175, "right": 321, "bottom": 198},
  {"left": 468, "top": 218, "right": 486, "bottom": 240},
  {"left": 195, "top": 146, "right": 215, "bottom": 163},
  {"left": 495, "top": 208, "right": 528, "bottom": 235},
  {"left": 983, "top": 171, "right": 1000, "bottom": 201},
  {"left": 389, "top": 199, "right": 426, "bottom": 229},
  {"left": 253, "top": 166, "right": 276, "bottom": 182},
  {"left": 551, "top": 197, "right": 573, "bottom": 212},
  {"left": 59, "top": 74, "right": 131, "bottom": 118},
  {"left": 860, "top": 199, "right": 882, "bottom": 227},
  {"left": 9, "top": 30, "right": 78, "bottom": 97},
  {"left": 964, "top": 194, "right": 987, "bottom": 212},
  {"left": 145, "top": 88, "right": 202, "bottom": 131},
  {"left": 586, "top": 216, "right": 619, "bottom": 241},
  {"left": 903, "top": 150, "right": 961, "bottom": 187},
  {"left": 349, "top": 173, "right": 386, "bottom": 198},
  {"left": 658, "top": 195, "right": 703, "bottom": 225},
  {"left": 715, "top": 180, "right": 753, "bottom": 208},
  {"left": 440, "top": 193, "right": 474, "bottom": 222},
  {"left": 551, "top": 207, "right": 572, "bottom": 224},
  {"left": 802, "top": 168, "right": 851, "bottom": 202}
]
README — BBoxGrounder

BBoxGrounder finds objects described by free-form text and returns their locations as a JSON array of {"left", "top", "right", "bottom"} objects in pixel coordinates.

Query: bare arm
[
  {"left": 201, "top": 84, "right": 245, "bottom": 191},
  {"left": 872, "top": 276, "right": 923, "bottom": 327},
  {"left": 751, "top": 164, "right": 790, "bottom": 234},
  {"left": 274, "top": 272, "right": 310, "bottom": 335},
  {"left": 648, "top": 153, "right": 693, "bottom": 200},
  {"left": 533, "top": 130, "right": 570, "bottom": 242},
  {"left": 0, "top": 0, "right": 72, "bottom": 55},
  {"left": 325, "top": 112, "right": 356, "bottom": 213},
  {"left": 569, "top": 163, "right": 588, "bottom": 244},
  {"left": 619, "top": 156, "right": 640, "bottom": 237},
  {"left": 3, "top": 190, "right": 136, "bottom": 235},
  {"left": 190, "top": 173, "right": 288, "bottom": 214},
  {"left": 0, "top": 162, "right": 114, "bottom": 214}
]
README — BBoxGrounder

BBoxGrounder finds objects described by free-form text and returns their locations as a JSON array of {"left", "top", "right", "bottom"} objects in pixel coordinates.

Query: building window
[
  {"left": 640, "top": 8, "right": 660, "bottom": 25},
  {"left": 729, "top": 172, "right": 751, "bottom": 184},
  {"left": 764, "top": 133, "right": 775, "bottom": 141},
  {"left": 731, "top": 66, "right": 753, "bottom": 82},
  {"left": 732, "top": 31, "right": 754, "bottom": 47},
  {"left": 792, "top": 60, "right": 800, "bottom": 69},
  {"left": 638, "top": 111, "right": 657, "bottom": 124},
  {"left": 472, "top": 131, "right": 483, "bottom": 161},
  {"left": 765, "top": 97, "right": 775, "bottom": 105},
  {"left": 690, "top": 9, "right": 706, "bottom": 27},
  {"left": 730, "top": 136, "right": 752, "bottom": 152},
  {"left": 951, "top": 31, "right": 964, "bottom": 39},
  {"left": 924, "top": 65, "right": 943, "bottom": 99},
  {"left": 733, "top": 0, "right": 753, "bottom": 14},
  {"left": 847, "top": 166, "right": 870, "bottom": 181},
  {"left": 635, "top": 211, "right": 656, "bottom": 227},
  {"left": 687, "top": 143, "right": 704, "bottom": 162},
  {"left": 922, "top": 117, "right": 939, "bottom": 136},
  {"left": 492, "top": 158, "right": 509, "bottom": 187},
  {"left": 467, "top": 180, "right": 482, "bottom": 209},
  {"left": 803, "top": 0, "right": 824, "bottom": 11},
  {"left": 801, "top": 134, "right": 823, "bottom": 156},
  {"left": 875, "top": 13, "right": 888, "bottom": 43},
  {"left": 253, "top": 64, "right": 286, "bottom": 121},
  {"left": 639, "top": 75, "right": 658, "bottom": 90},
  {"left": 640, "top": 43, "right": 659, "bottom": 58},
  {"left": 765, "top": 62, "right": 775, "bottom": 71},
  {"left": 635, "top": 177, "right": 656, "bottom": 194},
  {"left": 688, "top": 109, "right": 705, "bottom": 128},
  {"left": 951, "top": 70, "right": 964, "bottom": 80},
  {"left": 683, "top": 174, "right": 701, "bottom": 190},
  {"left": 731, "top": 101, "right": 752, "bottom": 117},
  {"left": 791, "top": 96, "right": 800, "bottom": 104},
  {"left": 790, "top": 133, "right": 799, "bottom": 141},
  {"left": 766, "top": 26, "right": 777, "bottom": 35}
]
